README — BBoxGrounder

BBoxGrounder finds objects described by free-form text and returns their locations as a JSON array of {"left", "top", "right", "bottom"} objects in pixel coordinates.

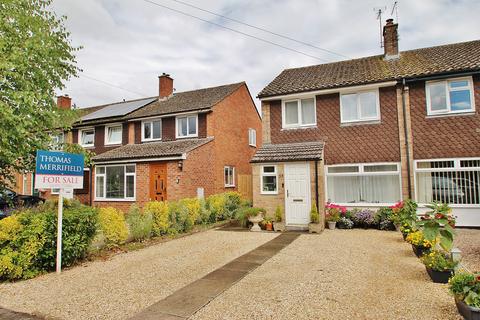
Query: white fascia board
[{"left": 93, "top": 154, "right": 186, "bottom": 165}]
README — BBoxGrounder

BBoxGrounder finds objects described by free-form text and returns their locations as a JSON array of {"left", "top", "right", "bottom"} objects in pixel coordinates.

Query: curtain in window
[
  {"left": 108, "top": 126, "right": 122, "bottom": 143},
  {"left": 285, "top": 101, "right": 298, "bottom": 125},
  {"left": 301, "top": 98, "right": 315, "bottom": 124},
  {"left": 327, "top": 175, "right": 400, "bottom": 203},
  {"left": 341, "top": 94, "right": 357, "bottom": 121}
]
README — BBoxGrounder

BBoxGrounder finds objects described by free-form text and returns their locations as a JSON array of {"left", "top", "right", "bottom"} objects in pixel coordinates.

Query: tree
[{"left": 0, "top": 0, "right": 80, "bottom": 191}]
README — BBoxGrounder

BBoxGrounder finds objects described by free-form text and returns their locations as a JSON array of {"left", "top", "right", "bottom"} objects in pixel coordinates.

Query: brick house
[
  {"left": 253, "top": 19, "right": 480, "bottom": 227},
  {"left": 39, "top": 75, "right": 261, "bottom": 211}
]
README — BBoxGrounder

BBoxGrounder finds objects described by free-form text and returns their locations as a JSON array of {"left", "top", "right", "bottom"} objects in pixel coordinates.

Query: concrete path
[
  {"left": 129, "top": 233, "right": 300, "bottom": 320},
  {"left": 0, "top": 308, "right": 42, "bottom": 320}
]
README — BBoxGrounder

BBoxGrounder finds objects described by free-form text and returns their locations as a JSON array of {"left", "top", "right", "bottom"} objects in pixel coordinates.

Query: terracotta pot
[
  {"left": 425, "top": 267, "right": 453, "bottom": 283},
  {"left": 266, "top": 222, "right": 273, "bottom": 231},
  {"left": 455, "top": 298, "right": 480, "bottom": 320}
]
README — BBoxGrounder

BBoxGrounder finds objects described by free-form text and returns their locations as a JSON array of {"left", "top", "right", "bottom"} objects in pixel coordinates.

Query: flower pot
[
  {"left": 412, "top": 244, "right": 429, "bottom": 258},
  {"left": 309, "top": 223, "right": 323, "bottom": 234},
  {"left": 327, "top": 221, "right": 336, "bottom": 230},
  {"left": 273, "top": 221, "right": 285, "bottom": 232},
  {"left": 425, "top": 267, "right": 453, "bottom": 284},
  {"left": 265, "top": 222, "right": 273, "bottom": 231},
  {"left": 248, "top": 213, "right": 264, "bottom": 232},
  {"left": 455, "top": 298, "right": 480, "bottom": 320},
  {"left": 402, "top": 232, "right": 408, "bottom": 241}
]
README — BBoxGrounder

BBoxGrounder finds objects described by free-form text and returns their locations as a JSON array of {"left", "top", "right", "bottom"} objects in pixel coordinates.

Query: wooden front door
[{"left": 150, "top": 163, "right": 167, "bottom": 201}]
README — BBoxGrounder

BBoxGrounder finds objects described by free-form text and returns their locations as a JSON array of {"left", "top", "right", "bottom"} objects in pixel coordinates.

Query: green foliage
[
  {"left": 223, "top": 191, "right": 242, "bottom": 218},
  {"left": 180, "top": 198, "right": 202, "bottom": 227},
  {"left": 449, "top": 271, "right": 480, "bottom": 307},
  {"left": 168, "top": 201, "right": 191, "bottom": 233},
  {"left": 0, "top": 200, "right": 97, "bottom": 280},
  {"left": 420, "top": 250, "right": 458, "bottom": 271},
  {"left": 63, "top": 143, "right": 96, "bottom": 167},
  {"left": 274, "top": 206, "right": 283, "bottom": 223},
  {"left": 417, "top": 202, "right": 456, "bottom": 251},
  {"left": 375, "top": 207, "right": 396, "bottom": 231},
  {"left": 145, "top": 201, "right": 170, "bottom": 236},
  {"left": 0, "top": 0, "right": 80, "bottom": 191},
  {"left": 206, "top": 194, "right": 227, "bottom": 221},
  {"left": 310, "top": 204, "right": 319, "bottom": 224},
  {"left": 98, "top": 207, "right": 128, "bottom": 247},
  {"left": 126, "top": 205, "right": 153, "bottom": 242}
]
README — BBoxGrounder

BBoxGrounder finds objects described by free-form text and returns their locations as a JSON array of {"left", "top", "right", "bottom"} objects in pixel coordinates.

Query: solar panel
[{"left": 81, "top": 97, "right": 157, "bottom": 121}]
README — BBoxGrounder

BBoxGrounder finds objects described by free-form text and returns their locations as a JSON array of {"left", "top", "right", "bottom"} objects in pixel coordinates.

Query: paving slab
[{"left": 129, "top": 233, "right": 300, "bottom": 320}]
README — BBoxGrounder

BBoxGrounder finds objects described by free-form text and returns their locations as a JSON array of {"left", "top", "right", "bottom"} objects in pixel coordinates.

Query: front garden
[{"left": 0, "top": 191, "right": 247, "bottom": 281}]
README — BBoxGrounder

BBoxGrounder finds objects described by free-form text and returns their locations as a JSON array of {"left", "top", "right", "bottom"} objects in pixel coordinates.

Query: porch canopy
[{"left": 250, "top": 141, "right": 324, "bottom": 163}]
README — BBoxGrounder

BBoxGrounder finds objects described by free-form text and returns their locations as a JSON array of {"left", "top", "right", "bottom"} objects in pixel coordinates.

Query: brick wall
[
  {"left": 209, "top": 84, "right": 262, "bottom": 193},
  {"left": 269, "top": 86, "right": 401, "bottom": 165},
  {"left": 409, "top": 75, "right": 480, "bottom": 159}
]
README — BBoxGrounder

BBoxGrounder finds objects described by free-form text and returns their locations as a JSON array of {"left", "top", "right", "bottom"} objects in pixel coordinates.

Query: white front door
[{"left": 284, "top": 162, "right": 311, "bottom": 225}]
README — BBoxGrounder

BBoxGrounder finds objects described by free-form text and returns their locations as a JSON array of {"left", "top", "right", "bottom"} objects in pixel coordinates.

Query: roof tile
[{"left": 250, "top": 141, "right": 324, "bottom": 163}]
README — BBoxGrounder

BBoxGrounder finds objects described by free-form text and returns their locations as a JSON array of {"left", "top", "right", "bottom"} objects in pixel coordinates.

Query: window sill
[
  {"left": 142, "top": 139, "right": 162, "bottom": 143},
  {"left": 426, "top": 111, "right": 476, "bottom": 119},
  {"left": 80, "top": 145, "right": 94, "bottom": 149},
  {"left": 224, "top": 185, "right": 235, "bottom": 188},
  {"left": 94, "top": 198, "right": 136, "bottom": 202},
  {"left": 176, "top": 135, "right": 198, "bottom": 139},
  {"left": 281, "top": 125, "right": 317, "bottom": 131},
  {"left": 340, "top": 120, "right": 381, "bottom": 127},
  {"left": 260, "top": 192, "right": 279, "bottom": 195},
  {"left": 105, "top": 143, "right": 122, "bottom": 146}
]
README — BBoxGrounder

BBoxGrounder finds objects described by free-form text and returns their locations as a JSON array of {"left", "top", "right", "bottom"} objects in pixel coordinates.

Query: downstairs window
[{"left": 95, "top": 165, "right": 135, "bottom": 200}]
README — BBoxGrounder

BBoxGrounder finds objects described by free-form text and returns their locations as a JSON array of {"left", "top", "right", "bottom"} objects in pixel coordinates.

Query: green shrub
[
  {"left": 375, "top": 207, "right": 396, "bottom": 230},
  {"left": 168, "top": 201, "right": 192, "bottom": 233},
  {"left": 98, "top": 207, "right": 128, "bottom": 247},
  {"left": 223, "top": 192, "right": 242, "bottom": 219},
  {"left": 180, "top": 198, "right": 201, "bottom": 227},
  {"left": 0, "top": 200, "right": 98, "bottom": 281},
  {"left": 206, "top": 194, "right": 227, "bottom": 221},
  {"left": 310, "top": 204, "right": 319, "bottom": 224},
  {"left": 274, "top": 206, "right": 283, "bottom": 222},
  {"left": 145, "top": 201, "right": 170, "bottom": 236},
  {"left": 126, "top": 205, "right": 153, "bottom": 242}
]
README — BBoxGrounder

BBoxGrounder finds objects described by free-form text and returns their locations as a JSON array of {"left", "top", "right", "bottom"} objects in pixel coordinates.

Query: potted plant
[
  {"left": 273, "top": 206, "right": 285, "bottom": 232},
  {"left": 420, "top": 250, "right": 458, "bottom": 283},
  {"left": 244, "top": 207, "right": 265, "bottom": 232},
  {"left": 449, "top": 271, "right": 480, "bottom": 320},
  {"left": 264, "top": 217, "right": 273, "bottom": 231},
  {"left": 417, "top": 201, "right": 456, "bottom": 252},
  {"left": 405, "top": 230, "right": 435, "bottom": 257},
  {"left": 308, "top": 204, "right": 323, "bottom": 234},
  {"left": 325, "top": 203, "right": 345, "bottom": 230}
]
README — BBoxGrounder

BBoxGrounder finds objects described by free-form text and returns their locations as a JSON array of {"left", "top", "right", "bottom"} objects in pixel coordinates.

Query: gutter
[
  {"left": 93, "top": 154, "right": 186, "bottom": 165},
  {"left": 401, "top": 78, "right": 413, "bottom": 199},
  {"left": 403, "top": 70, "right": 480, "bottom": 83}
]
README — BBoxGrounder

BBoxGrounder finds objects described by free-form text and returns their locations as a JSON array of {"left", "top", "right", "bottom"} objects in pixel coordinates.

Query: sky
[{"left": 50, "top": 0, "right": 480, "bottom": 109}]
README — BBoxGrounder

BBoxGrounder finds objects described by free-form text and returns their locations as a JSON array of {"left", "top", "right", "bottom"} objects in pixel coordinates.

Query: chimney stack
[
  {"left": 57, "top": 95, "right": 72, "bottom": 109},
  {"left": 159, "top": 73, "right": 173, "bottom": 98},
  {"left": 383, "top": 18, "right": 399, "bottom": 59}
]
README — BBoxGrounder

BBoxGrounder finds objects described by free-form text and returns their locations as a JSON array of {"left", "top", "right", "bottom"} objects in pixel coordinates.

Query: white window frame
[
  {"left": 281, "top": 97, "right": 317, "bottom": 129},
  {"left": 325, "top": 162, "right": 402, "bottom": 206},
  {"left": 94, "top": 164, "right": 136, "bottom": 201},
  {"left": 248, "top": 128, "right": 256, "bottom": 147},
  {"left": 260, "top": 164, "right": 278, "bottom": 195},
  {"left": 176, "top": 114, "right": 198, "bottom": 138},
  {"left": 426, "top": 76, "right": 475, "bottom": 116},
  {"left": 78, "top": 128, "right": 95, "bottom": 148},
  {"left": 339, "top": 89, "right": 381, "bottom": 124},
  {"left": 224, "top": 166, "right": 235, "bottom": 187},
  {"left": 50, "top": 132, "right": 64, "bottom": 151},
  {"left": 141, "top": 118, "right": 162, "bottom": 142},
  {"left": 414, "top": 157, "right": 480, "bottom": 208},
  {"left": 104, "top": 124, "right": 123, "bottom": 145}
]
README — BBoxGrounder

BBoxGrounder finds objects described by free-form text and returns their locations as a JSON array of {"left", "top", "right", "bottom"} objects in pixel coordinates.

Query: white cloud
[{"left": 51, "top": 0, "right": 480, "bottom": 108}]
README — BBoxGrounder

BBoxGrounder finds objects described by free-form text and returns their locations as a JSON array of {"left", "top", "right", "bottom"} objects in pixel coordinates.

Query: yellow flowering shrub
[
  {"left": 98, "top": 207, "right": 128, "bottom": 247},
  {"left": 180, "top": 198, "right": 201, "bottom": 227},
  {"left": 0, "top": 215, "right": 22, "bottom": 243},
  {"left": 145, "top": 201, "right": 170, "bottom": 236},
  {"left": 206, "top": 194, "right": 226, "bottom": 221},
  {"left": 406, "top": 230, "right": 436, "bottom": 248}
]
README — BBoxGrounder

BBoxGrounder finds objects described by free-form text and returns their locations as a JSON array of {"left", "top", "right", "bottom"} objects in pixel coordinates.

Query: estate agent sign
[{"left": 35, "top": 150, "right": 85, "bottom": 273}]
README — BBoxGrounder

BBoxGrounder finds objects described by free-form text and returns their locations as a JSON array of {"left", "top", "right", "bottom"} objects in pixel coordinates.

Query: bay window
[
  {"left": 326, "top": 163, "right": 401, "bottom": 204},
  {"left": 79, "top": 128, "right": 95, "bottom": 147},
  {"left": 224, "top": 166, "right": 235, "bottom": 187},
  {"left": 282, "top": 98, "right": 316, "bottom": 128},
  {"left": 261, "top": 165, "right": 278, "bottom": 194},
  {"left": 426, "top": 77, "right": 475, "bottom": 115},
  {"left": 95, "top": 165, "right": 135, "bottom": 200},
  {"left": 176, "top": 114, "right": 198, "bottom": 138},
  {"left": 340, "top": 90, "right": 380, "bottom": 123},
  {"left": 105, "top": 124, "right": 122, "bottom": 145},
  {"left": 142, "top": 119, "right": 162, "bottom": 141}
]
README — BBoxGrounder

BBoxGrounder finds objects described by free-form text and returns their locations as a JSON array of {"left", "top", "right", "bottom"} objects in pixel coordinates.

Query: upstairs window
[
  {"left": 340, "top": 90, "right": 380, "bottom": 123},
  {"left": 248, "top": 128, "right": 256, "bottom": 147},
  {"left": 224, "top": 166, "right": 235, "bottom": 187},
  {"left": 282, "top": 98, "right": 316, "bottom": 128},
  {"left": 79, "top": 128, "right": 94, "bottom": 147},
  {"left": 176, "top": 114, "right": 198, "bottom": 138},
  {"left": 105, "top": 124, "right": 122, "bottom": 145},
  {"left": 426, "top": 77, "right": 475, "bottom": 115},
  {"left": 142, "top": 119, "right": 162, "bottom": 141}
]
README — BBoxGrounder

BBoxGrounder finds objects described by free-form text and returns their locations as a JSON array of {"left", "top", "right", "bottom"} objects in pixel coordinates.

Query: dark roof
[
  {"left": 81, "top": 97, "right": 157, "bottom": 121},
  {"left": 92, "top": 138, "right": 213, "bottom": 162},
  {"left": 250, "top": 142, "right": 324, "bottom": 163},
  {"left": 125, "top": 82, "right": 245, "bottom": 119},
  {"left": 258, "top": 40, "right": 480, "bottom": 98}
]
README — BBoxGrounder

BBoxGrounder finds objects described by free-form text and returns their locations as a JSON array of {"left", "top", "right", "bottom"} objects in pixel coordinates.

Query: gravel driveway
[
  {"left": 455, "top": 228, "right": 480, "bottom": 271},
  {"left": 191, "top": 230, "right": 462, "bottom": 320},
  {"left": 0, "top": 229, "right": 277, "bottom": 320}
]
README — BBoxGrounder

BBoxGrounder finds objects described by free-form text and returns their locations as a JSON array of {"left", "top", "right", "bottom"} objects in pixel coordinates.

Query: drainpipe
[
  {"left": 89, "top": 164, "right": 93, "bottom": 206},
  {"left": 314, "top": 160, "right": 319, "bottom": 210},
  {"left": 401, "top": 78, "right": 413, "bottom": 199}
]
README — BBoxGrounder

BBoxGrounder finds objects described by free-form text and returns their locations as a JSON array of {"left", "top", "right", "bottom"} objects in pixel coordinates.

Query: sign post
[{"left": 35, "top": 150, "right": 84, "bottom": 274}]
